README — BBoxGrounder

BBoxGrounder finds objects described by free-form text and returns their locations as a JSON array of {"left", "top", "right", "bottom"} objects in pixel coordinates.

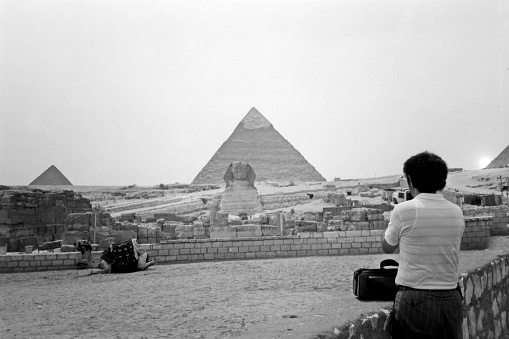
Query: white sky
[{"left": 1, "top": 0, "right": 508, "bottom": 186}]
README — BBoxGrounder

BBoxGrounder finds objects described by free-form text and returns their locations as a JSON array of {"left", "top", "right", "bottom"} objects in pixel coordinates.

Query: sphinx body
[{"left": 219, "top": 161, "right": 264, "bottom": 216}]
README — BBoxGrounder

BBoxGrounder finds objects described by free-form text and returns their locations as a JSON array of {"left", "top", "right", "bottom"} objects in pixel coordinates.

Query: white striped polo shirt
[{"left": 385, "top": 193, "right": 465, "bottom": 289}]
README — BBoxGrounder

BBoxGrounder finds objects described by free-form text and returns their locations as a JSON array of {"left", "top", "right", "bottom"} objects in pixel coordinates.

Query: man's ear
[{"left": 406, "top": 175, "right": 412, "bottom": 187}]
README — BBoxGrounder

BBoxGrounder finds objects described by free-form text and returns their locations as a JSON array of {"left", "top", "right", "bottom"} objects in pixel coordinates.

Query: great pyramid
[
  {"left": 191, "top": 107, "right": 326, "bottom": 185},
  {"left": 485, "top": 145, "right": 509, "bottom": 169},
  {"left": 29, "top": 165, "right": 73, "bottom": 185}
]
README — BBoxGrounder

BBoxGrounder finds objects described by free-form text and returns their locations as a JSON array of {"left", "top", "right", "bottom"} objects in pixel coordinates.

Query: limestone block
[
  {"left": 175, "top": 225, "right": 194, "bottom": 239},
  {"left": 117, "top": 223, "right": 138, "bottom": 233},
  {"left": 317, "top": 222, "right": 328, "bottom": 232},
  {"left": 236, "top": 225, "right": 262, "bottom": 238},
  {"left": 501, "top": 311, "right": 507, "bottom": 334},
  {"left": 465, "top": 277, "right": 474, "bottom": 304},
  {"left": 65, "top": 213, "right": 91, "bottom": 227},
  {"left": 261, "top": 225, "right": 278, "bottom": 236},
  {"left": 162, "top": 222, "right": 178, "bottom": 235},
  {"left": 495, "top": 318, "right": 502, "bottom": 339},
  {"left": 477, "top": 308, "right": 484, "bottom": 332},
  {"left": 371, "top": 220, "right": 386, "bottom": 230},
  {"left": 329, "top": 219, "right": 343, "bottom": 227},
  {"left": 110, "top": 230, "right": 135, "bottom": 244},
  {"left": 62, "top": 231, "right": 88, "bottom": 245},
  {"left": 462, "top": 317, "right": 469, "bottom": 339},
  {"left": 366, "top": 209, "right": 383, "bottom": 221},
  {"left": 349, "top": 222, "right": 370, "bottom": 230},
  {"left": 229, "top": 219, "right": 242, "bottom": 226},
  {"left": 342, "top": 209, "right": 368, "bottom": 221},
  {"left": 61, "top": 244, "right": 76, "bottom": 252},
  {"left": 296, "top": 224, "right": 317, "bottom": 233},
  {"left": 209, "top": 226, "right": 237, "bottom": 239},
  {"left": 147, "top": 226, "right": 158, "bottom": 239},
  {"left": 493, "top": 298, "right": 500, "bottom": 317},
  {"left": 467, "top": 306, "right": 476, "bottom": 337},
  {"left": 194, "top": 225, "right": 207, "bottom": 236},
  {"left": 137, "top": 225, "right": 149, "bottom": 239},
  {"left": 473, "top": 275, "right": 483, "bottom": 299},
  {"left": 285, "top": 219, "right": 296, "bottom": 228}
]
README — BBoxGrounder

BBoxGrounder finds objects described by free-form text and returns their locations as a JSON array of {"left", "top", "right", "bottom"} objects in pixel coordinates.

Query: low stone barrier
[
  {"left": 332, "top": 254, "right": 509, "bottom": 339},
  {"left": 0, "top": 252, "right": 83, "bottom": 273},
  {"left": 463, "top": 206, "right": 509, "bottom": 236},
  {"left": 0, "top": 215, "right": 492, "bottom": 273}
]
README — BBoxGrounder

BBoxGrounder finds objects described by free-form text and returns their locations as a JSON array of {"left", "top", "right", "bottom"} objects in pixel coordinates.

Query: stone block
[
  {"left": 62, "top": 231, "right": 89, "bottom": 245},
  {"left": 65, "top": 213, "right": 91, "bottom": 226},
  {"left": 317, "top": 222, "right": 328, "bottom": 232},
  {"left": 175, "top": 225, "right": 194, "bottom": 239},
  {"left": 116, "top": 223, "right": 137, "bottom": 233},
  {"left": 162, "top": 222, "right": 178, "bottom": 235},
  {"left": 261, "top": 225, "right": 278, "bottom": 236},
  {"left": 210, "top": 226, "right": 237, "bottom": 239},
  {"left": 137, "top": 225, "right": 149, "bottom": 238},
  {"left": 109, "top": 230, "right": 134, "bottom": 245},
  {"left": 60, "top": 244, "right": 76, "bottom": 252},
  {"left": 235, "top": 225, "right": 262, "bottom": 238},
  {"left": 147, "top": 226, "right": 158, "bottom": 239},
  {"left": 193, "top": 225, "right": 207, "bottom": 237}
]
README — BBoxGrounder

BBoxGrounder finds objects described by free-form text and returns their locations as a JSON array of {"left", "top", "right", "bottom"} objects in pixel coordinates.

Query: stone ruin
[
  {"left": 218, "top": 161, "right": 264, "bottom": 216},
  {"left": 0, "top": 189, "right": 91, "bottom": 252}
]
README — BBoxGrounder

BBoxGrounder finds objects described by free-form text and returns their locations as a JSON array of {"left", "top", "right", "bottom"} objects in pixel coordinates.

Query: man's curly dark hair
[{"left": 403, "top": 151, "right": 448, "bottom": 193}]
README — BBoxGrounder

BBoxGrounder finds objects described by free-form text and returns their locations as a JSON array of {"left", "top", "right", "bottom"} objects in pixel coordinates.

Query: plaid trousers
[{"left": 392, "top": 289, "right": 463, "bottom": 339}]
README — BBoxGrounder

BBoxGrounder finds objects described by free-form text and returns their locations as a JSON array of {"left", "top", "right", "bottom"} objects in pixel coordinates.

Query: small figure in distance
[{"left": 381, "top": 151, "right": 465, "bottom": 339}]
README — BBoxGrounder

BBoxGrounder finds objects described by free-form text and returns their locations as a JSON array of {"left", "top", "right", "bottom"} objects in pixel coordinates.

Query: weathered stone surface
[
  {"left": 175, "top": 225, "right": 194, "bottom": 239},
  {"left": 62, "top": 231, "right": 88, "bottom": 245},
  {"left": 209, "top": 226, "right": 237, "bottom": 239},
  {"left": 218, "top": 162, "right": 264, "bottom": 216},
  {"left": 236, "top": 225, "right": 262, "bottom": 238},
  {"left": 261, "top": 225, "right": 278, "bottom": 236}
]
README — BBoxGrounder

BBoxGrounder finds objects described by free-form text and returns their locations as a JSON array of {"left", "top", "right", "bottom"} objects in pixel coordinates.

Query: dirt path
[{"left": 1, "top": 236, "right": 508, "bottom": 339}]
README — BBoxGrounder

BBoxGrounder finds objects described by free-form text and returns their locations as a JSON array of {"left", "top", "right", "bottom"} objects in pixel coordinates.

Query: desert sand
[{"left": 1, "top": 236, "right": 509, "bottom": 339}]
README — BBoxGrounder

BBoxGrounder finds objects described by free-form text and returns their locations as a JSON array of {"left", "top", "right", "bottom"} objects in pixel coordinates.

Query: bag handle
[{"left": 380, "top": 259, "right": 399, "bottom": 269}]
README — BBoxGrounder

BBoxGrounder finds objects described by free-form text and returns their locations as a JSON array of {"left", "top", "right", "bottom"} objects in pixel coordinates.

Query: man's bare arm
[{"left": 381, "top": 229, "right": 398, "bottom": 253}]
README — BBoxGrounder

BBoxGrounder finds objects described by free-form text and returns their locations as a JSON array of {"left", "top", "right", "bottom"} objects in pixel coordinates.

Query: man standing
[{"left": 382, "top": 151, "right": 465, "bottom": 339}]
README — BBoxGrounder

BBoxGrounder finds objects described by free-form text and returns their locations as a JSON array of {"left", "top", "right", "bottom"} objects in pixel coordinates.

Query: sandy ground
[{"left": 1, "top": 236, "right": 509, "bottom": 339}]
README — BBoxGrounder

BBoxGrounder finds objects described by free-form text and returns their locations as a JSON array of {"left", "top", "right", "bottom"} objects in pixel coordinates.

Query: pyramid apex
[{"left": 241, "top": 107, "right": 272, "bottom": 130}]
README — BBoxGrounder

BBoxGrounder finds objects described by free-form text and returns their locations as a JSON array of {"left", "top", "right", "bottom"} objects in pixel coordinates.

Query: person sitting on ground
[{"left": 381, "top": 151, "right": 465, "bottom": 339}]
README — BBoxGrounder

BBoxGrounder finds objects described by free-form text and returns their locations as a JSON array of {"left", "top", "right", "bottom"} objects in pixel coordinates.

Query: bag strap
[{"left": 380, "top": 259, "right": 399, "bottom": 269}]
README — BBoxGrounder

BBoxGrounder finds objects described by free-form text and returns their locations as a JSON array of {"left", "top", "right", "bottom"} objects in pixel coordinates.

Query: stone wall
[
  {"left": 463, "top": 206, "right": 509, "bottom": 236},
  {"left": 331, "top": 254, "right": 509, "bottom": 339},
  {"left": 0, "top": 189, "right": 92, "bottom": 251},
  {"left": 260, "top": 194, "right": 310, "bottom": 210}
]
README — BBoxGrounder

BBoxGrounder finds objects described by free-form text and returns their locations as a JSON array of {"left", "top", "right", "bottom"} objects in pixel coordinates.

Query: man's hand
[{"left": 381, "top": 229, "right": 398, "bottom": 253}]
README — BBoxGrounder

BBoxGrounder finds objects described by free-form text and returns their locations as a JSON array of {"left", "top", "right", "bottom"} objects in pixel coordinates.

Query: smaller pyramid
[
  {"left": 485, "top": 145, "right": 509, "bottom": 169},
  {"left": 29, "top": 165, "right": 73, "bottom": 185}
]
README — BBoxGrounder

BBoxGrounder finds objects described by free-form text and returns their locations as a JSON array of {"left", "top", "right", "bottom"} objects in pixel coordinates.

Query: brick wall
[
  {"left": 461, "top": 217, "right": 491, "bottom": 250},
  {"left": 0, "top": 252, "right": 83, "bottom": 273},
  {"left": 463, "top": 206, "right": 509, "bottom": 236},
  {"left": 332, "top": 254, "right": 509, "bottom": 339},
  {"left": 141, "top": 230, "right": 386, "bottom": 263}
]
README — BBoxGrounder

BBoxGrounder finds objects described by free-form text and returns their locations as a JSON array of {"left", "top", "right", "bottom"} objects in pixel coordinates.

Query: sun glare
[{"left": 479, "top": 157, "right": 491, "bottom": 169}]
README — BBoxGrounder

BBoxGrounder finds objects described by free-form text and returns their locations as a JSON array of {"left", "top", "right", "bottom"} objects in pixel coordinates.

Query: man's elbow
[{"left": 381, "top": 239, "right": 398, "bottom": 253}]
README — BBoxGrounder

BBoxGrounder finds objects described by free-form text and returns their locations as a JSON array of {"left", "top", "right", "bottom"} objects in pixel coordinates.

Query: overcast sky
[{"left": 1, "top": 0, "right": 508, "bottom": 186}]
